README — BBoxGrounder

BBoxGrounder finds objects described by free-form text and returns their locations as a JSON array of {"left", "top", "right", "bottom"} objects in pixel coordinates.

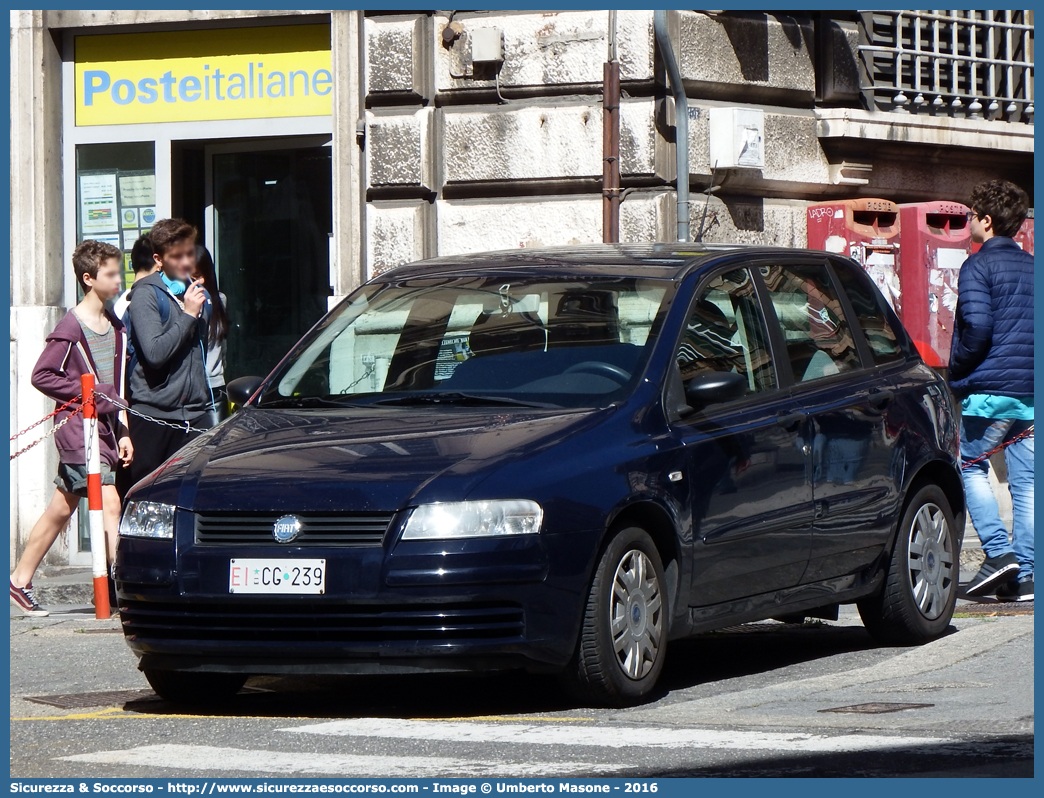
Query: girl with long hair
[{"left": 193, "top": 245, "right": 232, "bottom": 419}]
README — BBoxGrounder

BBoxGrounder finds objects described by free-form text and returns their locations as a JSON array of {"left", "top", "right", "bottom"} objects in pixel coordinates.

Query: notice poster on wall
[
  {"left": 121, "top": 207, "right": 139, "bottom": 228},
  {"left": 79, "top": 173, "right": 118, "bottom": 234},
  {"left": 123, "top": 229, "right": 140, "bottom": 249},
  {"left": 139, "top": 207, "right": 157, "bottom": 227},
  {"left": 119, "top": 174, "right": 156, "bottom": 206},
  {"left": 92, "top": 233, "right": 122, "bottom": 249}
]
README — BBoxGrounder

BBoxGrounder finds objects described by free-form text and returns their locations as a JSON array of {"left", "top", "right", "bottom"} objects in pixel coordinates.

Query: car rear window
[
  {"left": 831, "top": 262, "right": 908, "bottom": 366},
  {"left": 759, "top": 264, "right": 862, "bottom": 383}
]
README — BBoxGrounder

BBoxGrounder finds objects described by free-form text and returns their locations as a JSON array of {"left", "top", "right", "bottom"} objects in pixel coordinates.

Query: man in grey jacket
[{"left": 126, "top": 218, "right": 215, "bottom": 485}]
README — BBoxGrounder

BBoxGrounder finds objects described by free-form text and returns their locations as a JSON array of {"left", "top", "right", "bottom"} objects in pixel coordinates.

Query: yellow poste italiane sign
[{"left": 75, "top": 24, "right": 332, "bottom": 126}]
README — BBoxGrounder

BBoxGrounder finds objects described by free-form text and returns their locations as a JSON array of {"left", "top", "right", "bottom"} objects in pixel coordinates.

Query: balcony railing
[{"left": 858, "top": 10, "right": 1033, "bottom": 123}]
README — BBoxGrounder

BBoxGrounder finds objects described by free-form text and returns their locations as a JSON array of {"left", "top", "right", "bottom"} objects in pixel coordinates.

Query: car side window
[
  {"left": 675, "top": 269, "right": 776, "bottom": 396},
  {"left": 831, "top": 263, "right": 906, "bottom": 365},
  {"left": 759, "top": 264, "right": 861, "bottom": 383}
]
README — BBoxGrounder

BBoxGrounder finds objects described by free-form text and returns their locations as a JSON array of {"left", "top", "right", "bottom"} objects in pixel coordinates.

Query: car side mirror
[
  {"left": 683, "top": 371, "right": 748, "bottom": 410},
  {"left": 226, "top": 376, "right": 265, "bottom": 408}
]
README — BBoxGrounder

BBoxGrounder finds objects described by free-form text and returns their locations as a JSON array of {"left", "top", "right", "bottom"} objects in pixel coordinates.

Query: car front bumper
[{"left": 116, "top": 524, "right": 602, "bottom": 676}]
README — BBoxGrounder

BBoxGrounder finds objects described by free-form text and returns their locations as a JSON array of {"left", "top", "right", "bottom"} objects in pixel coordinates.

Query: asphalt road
[{"left": 9, "top": 602, "right": 1033, "bottom": 779}]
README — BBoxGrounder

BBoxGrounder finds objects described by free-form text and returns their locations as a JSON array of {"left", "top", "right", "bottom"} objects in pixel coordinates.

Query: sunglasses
[{"left": 965, "top": 211, "right": 982, "bottom": 222}]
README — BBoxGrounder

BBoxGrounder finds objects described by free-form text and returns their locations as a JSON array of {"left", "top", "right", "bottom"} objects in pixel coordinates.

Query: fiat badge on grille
[{"left": 273, "top": 515, "right": 302, "bottom": 544}]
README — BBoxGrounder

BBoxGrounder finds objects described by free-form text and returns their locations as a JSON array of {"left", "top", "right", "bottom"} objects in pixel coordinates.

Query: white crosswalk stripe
[
  {"left": 281, "top": 717, "right": 946, "bottom": 753},
  {"left": 61, "top": 744, "right": 627, "bottom": 778}
]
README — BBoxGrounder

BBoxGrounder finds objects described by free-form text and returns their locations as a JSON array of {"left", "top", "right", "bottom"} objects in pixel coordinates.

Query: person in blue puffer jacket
[{"left": 949, "top": 179, "right": 1034, "bottom": 602}]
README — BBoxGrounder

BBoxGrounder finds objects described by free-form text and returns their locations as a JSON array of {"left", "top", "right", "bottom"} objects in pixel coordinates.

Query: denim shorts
[{"left": 54, "top": 463, "right": 115, "bottom": 497}]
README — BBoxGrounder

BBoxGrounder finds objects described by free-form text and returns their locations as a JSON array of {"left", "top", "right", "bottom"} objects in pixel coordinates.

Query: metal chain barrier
[
  {"left": 9, "top": 405, "right": 84, "bottom": 460},
  {"left": 9, "top": 390, "right": 208, "bottom": 462},
  {"left": 95, "top": 390, "right": 209, "bottom": 434},
  {"left": 961, "top": 425, "right": 1034, "bottom": 470},
  {"left": 10, "top": 395, "right": 81, "bottom": 441}
]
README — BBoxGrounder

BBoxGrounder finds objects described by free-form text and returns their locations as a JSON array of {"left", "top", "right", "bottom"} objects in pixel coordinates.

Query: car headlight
[
  {"left": 119, "top": 501, "right": 176, "bottom": 539},
  {"left": 401, "top": 500, "right": 543, "bottom": 540}
]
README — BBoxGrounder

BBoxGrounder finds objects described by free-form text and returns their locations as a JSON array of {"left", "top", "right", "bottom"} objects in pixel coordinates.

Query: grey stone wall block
[
  {"left": 434, "top": 10, "right": 654, "bottom": 94},
  {"left": 43, "top": 8, "right": 316, "bottom": 27},
  {"left": 366, "top": 201, "right": 432, "bottom": 277},
  {"left": 621, "top": 192, "right": 677, "bottom": 243},
  {"left": 442, "top": 100, "right": 660, "bottom": 185},
  {"left": 676, "top": 11, "right": 815, "bottom": 102},
  {"left": 616, "top": 11, "right": 656, "bottom": 83},
  {"left": 688, "top": 196, "right": 809, "bottom": 247},
  {"left": 11, "top": 305, "right": 65, "bottom": 561},
  {"left": 438, "top": 198, "right": 602, "bottom": 254},
  {"left": 442, "top": 104, "right": 599, "bottom": 183},
  {"left": 822, "top": 19, "right": 862, "bottom": 102},
  {"left": 365, "top": 15, "right": 428, "bottom": 99},
  {"left": 437, "top": 194, "right": 674, "bottom": 255},
  {"left": 684, "top": 104, "right": 713, "bottom": 177},
  {"left": 331, "top": 11, "right": 365, "bottom": 299},
  {"left": 10, "top": 10, "right": 64, "bottom": 308},
  {"left": 366, "top": 108, "right": 435, "bottom": 189},
  {"left": 760, "top": 112, "right": 831, "bottom": 184},
  {"left": 619, "top": 99, "right": 666, "bottom": 179}
]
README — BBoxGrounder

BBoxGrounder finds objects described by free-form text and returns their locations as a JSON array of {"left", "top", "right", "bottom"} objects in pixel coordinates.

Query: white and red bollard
[{"left": 80, "top": 373, "right": 110, "bottom": 619}]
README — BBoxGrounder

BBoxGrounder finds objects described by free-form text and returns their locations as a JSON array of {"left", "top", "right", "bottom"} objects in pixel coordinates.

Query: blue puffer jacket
[{"left": 948, "top": 236, "right": 1034, "bottom": 398}]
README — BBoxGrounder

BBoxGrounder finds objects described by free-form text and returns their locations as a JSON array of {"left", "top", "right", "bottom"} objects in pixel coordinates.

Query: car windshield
[{"left": 258, "top": 274, "right": 673, "bottom": 410}]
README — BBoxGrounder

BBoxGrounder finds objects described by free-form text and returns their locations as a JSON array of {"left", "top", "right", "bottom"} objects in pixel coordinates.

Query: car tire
[
  {"left": 858, "top": 484, "right": 958, "bottom": 646},
  {"left": 563, "top": 526, "right": 667, "bottom": 706},
  {"left": 144, "top": 670, "right": 248, "bottom": 705}
]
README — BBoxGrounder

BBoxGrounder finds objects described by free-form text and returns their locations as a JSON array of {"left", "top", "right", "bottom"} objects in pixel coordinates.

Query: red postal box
[
  {"left": 897, "top": 201, "right": 972, "bottom": 368},
  {"left": 807, "top": 198, "right": 902, "bottom": 315}
]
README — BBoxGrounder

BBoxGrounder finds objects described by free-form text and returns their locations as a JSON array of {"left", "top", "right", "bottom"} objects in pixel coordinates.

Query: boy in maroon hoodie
[{"left": 10, "top": 240, "right": 134, "bottom": 616}]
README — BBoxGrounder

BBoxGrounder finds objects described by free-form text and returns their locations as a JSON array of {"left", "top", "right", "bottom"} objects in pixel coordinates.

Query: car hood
[{"left": 137, "top": 405, "right": 610, "bottom": 512}]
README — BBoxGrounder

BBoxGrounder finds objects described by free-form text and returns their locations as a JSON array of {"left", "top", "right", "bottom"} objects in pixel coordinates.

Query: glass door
[{"left": 207, "top": 140, "right": 333, "bottom": 383}]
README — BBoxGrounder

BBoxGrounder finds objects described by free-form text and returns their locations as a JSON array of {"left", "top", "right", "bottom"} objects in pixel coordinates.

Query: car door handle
[
  {"left": 868, "top": 389, "right": 895, "bottom": 408},
  {"left": 775, "top": 410, "right": 807, "bottom": 430}
]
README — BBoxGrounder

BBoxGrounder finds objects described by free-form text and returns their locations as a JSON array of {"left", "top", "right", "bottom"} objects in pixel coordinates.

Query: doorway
[{"left": 204, "top": 138, "right": 333, "bottom": 383}]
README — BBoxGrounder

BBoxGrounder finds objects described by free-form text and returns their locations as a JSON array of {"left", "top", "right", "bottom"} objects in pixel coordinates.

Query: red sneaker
[{"left": 10, "top": 579, "right": 48, "bottom": 616}]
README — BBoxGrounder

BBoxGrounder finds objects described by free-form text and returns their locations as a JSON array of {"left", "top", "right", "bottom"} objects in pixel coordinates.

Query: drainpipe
[
  {"left": 653, "top": 10, "right": 690, "bottom": 242},
  {"left": 602, "top": 10, "right": 621, "bottom": 243}
]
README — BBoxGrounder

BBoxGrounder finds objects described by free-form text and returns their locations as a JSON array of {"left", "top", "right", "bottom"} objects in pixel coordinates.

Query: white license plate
[{"left": 229, "top": 558, "right": 326, "bottom": 595}]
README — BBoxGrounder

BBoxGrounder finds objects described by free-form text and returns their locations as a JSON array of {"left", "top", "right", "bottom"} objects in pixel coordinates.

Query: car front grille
[
  {"left": 194, "top": 512, "right": 396, "bottom": 547},
  {"left": 120, "top": 600, "right": 525, "bottom": 643}
]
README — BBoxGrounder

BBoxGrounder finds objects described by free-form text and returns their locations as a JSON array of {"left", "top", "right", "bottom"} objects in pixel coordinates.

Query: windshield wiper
[
  {"left": 373, "top": 392, "right": 557, "bottom": 409},
  {"left": 260, "top": 396, "right": 367, "bottom": 409}
]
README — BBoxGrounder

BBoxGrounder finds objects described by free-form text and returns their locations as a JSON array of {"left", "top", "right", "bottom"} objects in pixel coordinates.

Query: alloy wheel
[
  {"left": 609, "top": 549, "right": 663, "bottom": 680},
  {"left": 907, "top": 502, "right": 954, "bottom": 620}
]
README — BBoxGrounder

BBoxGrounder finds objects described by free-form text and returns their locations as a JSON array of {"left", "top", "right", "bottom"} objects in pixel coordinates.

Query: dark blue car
[{"left": 116, "top": 245, "right": 964, "bottom": 706}]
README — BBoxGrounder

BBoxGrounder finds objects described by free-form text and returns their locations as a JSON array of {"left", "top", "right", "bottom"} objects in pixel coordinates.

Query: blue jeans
[{"left": 960, "top": 416, "right": 1034, "bottom": 581}]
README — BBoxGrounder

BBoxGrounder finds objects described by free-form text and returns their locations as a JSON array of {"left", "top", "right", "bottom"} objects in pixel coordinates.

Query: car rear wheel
[
  {"left": 858, "top": 484, "right": 958, "bottom": 646},
  {"left": 563, "top": 526, "right": 667, "bottom": 706},
  {"left": 144, "top": 670, "right": 248, "bottom": 705}
]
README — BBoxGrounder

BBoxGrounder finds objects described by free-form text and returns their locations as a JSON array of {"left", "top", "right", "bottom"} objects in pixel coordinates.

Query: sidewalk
[{"left": 30, "top": 565, "right": 96, "bottom": 606}]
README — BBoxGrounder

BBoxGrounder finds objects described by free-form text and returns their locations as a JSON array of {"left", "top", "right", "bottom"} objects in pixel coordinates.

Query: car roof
[{"left": 375, "top": 243, "right": 837, "bottom": 282}]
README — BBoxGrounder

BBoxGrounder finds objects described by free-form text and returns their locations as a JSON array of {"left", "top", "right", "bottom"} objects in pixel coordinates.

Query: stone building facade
[{"left": 8, "top": 9, "right": 1034, "bottom": 565}]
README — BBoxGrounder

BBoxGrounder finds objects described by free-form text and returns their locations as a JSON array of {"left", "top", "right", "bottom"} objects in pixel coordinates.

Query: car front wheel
[
  {"left": 858, "top": 484, "right": 958, "bottom": 645},
  {"left": 144, "top": 670, "right": 248, "bottom": 705},
  {"left": 563, "top": 526, "right": 667, "bottom": 706}
]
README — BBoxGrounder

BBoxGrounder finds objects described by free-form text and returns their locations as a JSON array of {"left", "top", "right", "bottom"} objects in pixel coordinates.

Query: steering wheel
[{"left": 563, "top": 361, "right": 631, "bottom": 384}]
